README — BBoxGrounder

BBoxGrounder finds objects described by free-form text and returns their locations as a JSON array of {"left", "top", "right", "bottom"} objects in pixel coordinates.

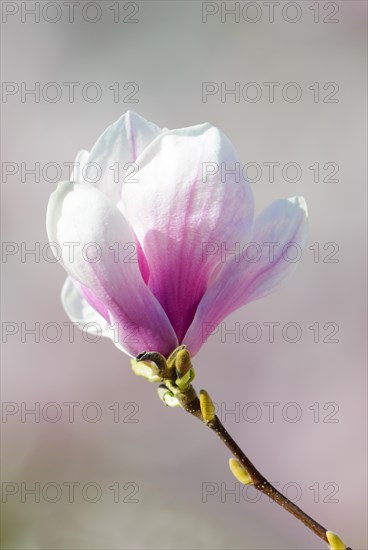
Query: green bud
[
  {"left": 157, "top": 385, "right": 180, "bottom": 407},
  {"left": 176, "top": 368, "right": 195, "bottom": 392},
  {"left": 136, "top": 351, "right": 167, "bottom": 372},
  {"left": 131, "top": 359, "right": 162, "bottom": 383},
  {"left": 326, "top": 531, "right": 346, "bottom": 550},
  {"left": 175, "top": 349, "right": 192, "bottom": 377},
  {"left": 167, "top": 345, "right": 187, "bottom": 370},
  {"left": 199, "top": 389, "right": 216, "bottom": 422},
  {"left": 229, "top": 458, "right": 253, "bottom": 485}
]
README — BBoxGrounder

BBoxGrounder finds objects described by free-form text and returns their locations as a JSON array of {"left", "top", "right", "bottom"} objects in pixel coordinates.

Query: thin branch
[
  {"left": 180, "top": 392, "right": 352, "bottom": 550},
  {"left": 134, "top": 351, "right": 351, "bottom": 550}
]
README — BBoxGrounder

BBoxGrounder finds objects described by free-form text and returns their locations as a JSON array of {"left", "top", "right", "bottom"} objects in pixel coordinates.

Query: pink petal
[
  {"left": 61, "top": 277, "right": 133, "bottom": 354},
  {"left": 183, "top": 197, "right": 309, "bottom": 356},
  {"left": 121, "top": 124, "right": 254, "bottom": 342},
  {"left": 47, "top": 181, "right": 178, "bottom": 357},
  {"left": 75, "top": 280, "right": 110, "bottom": 322},
  {"left": 61, "top": 277, "right": 112, "bottom": 334}
]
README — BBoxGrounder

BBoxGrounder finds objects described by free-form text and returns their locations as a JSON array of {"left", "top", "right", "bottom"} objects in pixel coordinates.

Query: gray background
[{"left": 1, "top": 1, "right": 367, "bottom": 549}]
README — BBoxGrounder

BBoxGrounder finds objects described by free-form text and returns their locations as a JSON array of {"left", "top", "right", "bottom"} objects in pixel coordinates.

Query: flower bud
[
  {"left": 326, "top": 531, "right": 346, "bottom": 550},
  {"left": 199, "top": 389, "right": 216, "bottom": 422},
  {"left": 136, "top": 351, "right": 167, "bottom": 372},
  {"left": 131, "top": 358, "right": 162, "bottom": 383},
  {"left": 175, "top": 349, "right": 192, "bottom": 377},
  {"left": 167, "top": 345, "right": 187, "bottom": 370},
  {"left": 157, "top": 385, "right": 180, "bottom": 407},
  {"left": 229, "top": 458, "right": 253, "bottom": 485}
]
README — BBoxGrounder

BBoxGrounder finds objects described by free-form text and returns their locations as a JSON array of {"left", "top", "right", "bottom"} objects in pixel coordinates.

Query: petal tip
[
  {"left": 46, "top": 181, "right": 74, "bottom": 235},
  {"left": 287, "top": 195, "right": 308, "bottom": 217}
]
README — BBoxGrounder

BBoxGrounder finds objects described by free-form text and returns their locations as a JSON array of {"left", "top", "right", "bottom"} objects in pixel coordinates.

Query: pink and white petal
[
  {"left": 84, "top": 111, "right": 163, "bottom": 203},
  {"left": 183, "top": 197, "right": 308, "bottom": 356},
  {"left": 121, "top": 124, "right": 254, "bottom": 342},
  {"left": 47, "top": 181, "right": 178, "bottom": 357},
  {"left": 62, "top": 278, "right": 131, "bottom": 353},
  {"left": 61, "top": 277, "right": 113, "bottom": 340},
  {"left": 74, "top": 280, "right": 110, "bottom": 322}
]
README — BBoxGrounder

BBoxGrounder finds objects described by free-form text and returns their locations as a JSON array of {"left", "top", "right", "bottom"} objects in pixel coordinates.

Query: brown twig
[{"left": 179, "top": 391, "right": 352, "bottom": 550}]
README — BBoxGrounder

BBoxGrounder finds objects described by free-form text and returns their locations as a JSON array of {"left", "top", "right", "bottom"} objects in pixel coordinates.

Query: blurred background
[{"left": 1, "top": 1, "right": 367, "bottom": 549}]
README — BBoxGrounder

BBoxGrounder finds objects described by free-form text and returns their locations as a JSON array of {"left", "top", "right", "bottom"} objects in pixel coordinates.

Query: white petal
[
  {"left": 71, "top": 150, "right": 89, "bottom": 183},
  {"left": 84, "top": 111, "right": 162, "bottom": 203},
  {"left": 47, "top": 181, "right": 178, "bottom": 357}
]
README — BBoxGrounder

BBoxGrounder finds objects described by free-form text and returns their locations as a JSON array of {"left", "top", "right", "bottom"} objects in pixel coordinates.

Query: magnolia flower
[{"left": 47, "top": 111, "right": 308, "bottom": 358}]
